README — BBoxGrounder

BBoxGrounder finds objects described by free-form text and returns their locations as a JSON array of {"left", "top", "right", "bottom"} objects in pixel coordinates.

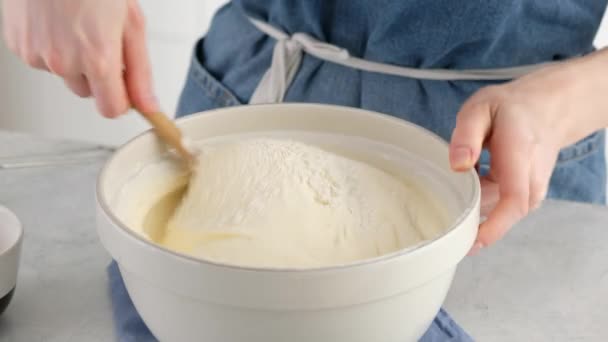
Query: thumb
[
  {"left": 123, "top": 0, "right": 159, "bottom": 113},
  {"left": 450, "top": 100, "right": 493, "bottom": 171}
]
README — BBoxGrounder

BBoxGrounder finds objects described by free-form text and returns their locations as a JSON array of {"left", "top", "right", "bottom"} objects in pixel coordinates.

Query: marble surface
[
  {"left": 0, "top": 130, "right": 606, "bottom": 341},
  {"left": 0, "top": 131, "right": 113, "bottom": 342}
]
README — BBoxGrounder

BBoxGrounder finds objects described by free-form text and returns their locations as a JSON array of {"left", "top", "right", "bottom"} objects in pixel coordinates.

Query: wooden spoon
[{"left": 139, "top": 111, "right": 195, "bottom": 168}]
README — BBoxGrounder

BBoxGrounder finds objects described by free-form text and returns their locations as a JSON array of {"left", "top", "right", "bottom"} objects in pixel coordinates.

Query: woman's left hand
[{"left": 449, "top": 50, "right": 608, "bottom": 254}]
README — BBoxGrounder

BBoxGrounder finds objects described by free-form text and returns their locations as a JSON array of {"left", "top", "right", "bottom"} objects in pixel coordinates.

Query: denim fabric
[
  {"left": 111, "top": 2, "right": 608, "bottom": 341},
  {"left": 108, "top": 262, "right": 156, "bottom": 342},
  {"left": 232, "top": 0, "right": 606, "bottom": 69}
]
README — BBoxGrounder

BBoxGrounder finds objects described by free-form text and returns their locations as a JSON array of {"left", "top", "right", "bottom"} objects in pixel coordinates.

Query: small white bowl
[
  {"left": 0, "top": 205, "right": 23, "bottom": 316},
  {"left": 96, "top": 104, "right": 480, "bottom": 342}
]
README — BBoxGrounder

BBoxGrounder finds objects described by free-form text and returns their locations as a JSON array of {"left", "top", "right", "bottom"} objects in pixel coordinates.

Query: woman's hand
[
  {"left": 1, "top": 0, "right": 159, "bottom": 117},
  {"left": 450, "top": 50, "right": 608, "bottom": 254}
]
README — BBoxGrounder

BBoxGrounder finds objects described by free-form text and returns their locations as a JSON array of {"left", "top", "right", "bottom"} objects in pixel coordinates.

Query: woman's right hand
[{"left": 1, "top": 0, "right": 159, "bottom": 117}]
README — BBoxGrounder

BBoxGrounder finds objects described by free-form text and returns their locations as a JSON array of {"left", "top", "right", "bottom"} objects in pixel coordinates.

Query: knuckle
[
  {"left": 79, "top": 33, "right": 126, "bottom": 81},
  {"left": 74, "top": 91, "right": 88, "bottom": 98},
  {"left": 23, "top": 52, "right": 40, "bottom": 67},
  {"left": 476, "top": 87, "right": 508, "bottom": 114},
  {"left": 85, "top": 46, "right": 115, "bottom": 78},
  {"left": 44, "top": 50, "right": 66, "bottom": 75},
  {"left": 474, "top": 85, "right": 501, "bottom": 102},
  {"left": 459, "top": 104, "right": 480, "bottom": 118},
  {"left": 21, "top": 45, "right": 42, "bottom": 68},
  {"left": 458, "top": 101, "right": 487, "bottom": 121}
]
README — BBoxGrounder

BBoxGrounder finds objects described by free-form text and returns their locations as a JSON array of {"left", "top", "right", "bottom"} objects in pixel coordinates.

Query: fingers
[
  {"left": 86, "top": 42, "right": 130, "bottom": 118},
  {"left": 123, "top": 0, "right": 159, "bottom": 114},
  {"left": 40, "top": 45, "right": 126, "bottom": 115},
  {"left": 88, "top": 67, "right": 130, "bottom": 118},
  {"left": 23, "top": 53, "right": 48, "bottom": 70},
  {"left": 457, "top": 89, "right": 538, "bottom": 254},
  {"left": 475, "top": 136, "right": 532, "bottom": 249},
  {"left": 5, "top": 14, "right": 127, "bottom": 116},
  {"left": 64, "top": 75, "right": 92, "bottom": 98},
  {"left": 479, "top": 176, "right": 499, "bottom": 218},
  {"left": 528, "top": 145, "right": 556, "bottom": 210},
  {"left": 3, "top": 0, "right": 134, "bottom": 118},
  {"left": 469, "top": 175, "right": 499, "bottom": 256},
  {"left": 450, "top": 99, "right": 494, "bottom": 171},
  {"left": 5, "top": 22, "right": 48, "bottom": 71},
  {"left": 472, "top": 129, "right": 556, "bottom": 256}
]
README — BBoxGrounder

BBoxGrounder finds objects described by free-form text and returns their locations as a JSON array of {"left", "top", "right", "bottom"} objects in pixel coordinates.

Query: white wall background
[{"left": 0, "top": 2, "right": 607, "bottom": 150}]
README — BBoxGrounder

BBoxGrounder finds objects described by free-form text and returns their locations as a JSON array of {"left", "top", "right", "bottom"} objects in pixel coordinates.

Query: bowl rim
[
  {"left": 0, "top": 205, "right": 23, "bottom": 257},
  {"left": 96, "top": 103, "right": 480, "bottom": 273}
]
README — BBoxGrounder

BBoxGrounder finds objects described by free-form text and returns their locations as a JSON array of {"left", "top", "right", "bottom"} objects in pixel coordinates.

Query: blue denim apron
[
  {"left": 179, "top": 0, "right": 607, "bottom": 204},
  {"left": 110, "top": 1, "right": 608, "bottom": 341}
]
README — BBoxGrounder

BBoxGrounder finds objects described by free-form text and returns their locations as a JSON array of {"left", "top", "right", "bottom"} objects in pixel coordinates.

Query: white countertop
[{"left": 0, "top": 130, "right": 606, "bottom": 341}]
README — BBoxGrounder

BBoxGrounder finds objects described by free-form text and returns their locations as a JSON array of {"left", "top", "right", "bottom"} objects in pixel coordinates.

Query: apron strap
[{"left": 248, "top": 17, "right": 555, "bottom": 104}]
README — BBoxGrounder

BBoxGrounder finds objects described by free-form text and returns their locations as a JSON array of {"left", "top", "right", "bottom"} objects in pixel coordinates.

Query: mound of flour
[{"left": 162, "top": 138, "right": 426, "bottom": 268}]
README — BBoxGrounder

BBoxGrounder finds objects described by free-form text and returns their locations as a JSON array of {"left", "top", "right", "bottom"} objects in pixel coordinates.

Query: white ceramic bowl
[
  {"left": 96, "top": 104, "right": 480, "bottom": 342},
  {"left": 0, "top": 205, "right": 23, "bottom": 316}
]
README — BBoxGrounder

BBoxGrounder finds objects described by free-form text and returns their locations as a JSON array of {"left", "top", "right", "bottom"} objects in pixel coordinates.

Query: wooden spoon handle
[{"left": 140, "top": 111, "right": 194, "bottom": 166}]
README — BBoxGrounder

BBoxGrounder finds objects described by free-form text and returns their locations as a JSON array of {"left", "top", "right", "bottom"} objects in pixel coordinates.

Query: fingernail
[
  {"left": 451, "top": 146, "right": 472, "bottom": 170},
  {"left": 468, "top": 242, "right": 484, "bottom": 256}
]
